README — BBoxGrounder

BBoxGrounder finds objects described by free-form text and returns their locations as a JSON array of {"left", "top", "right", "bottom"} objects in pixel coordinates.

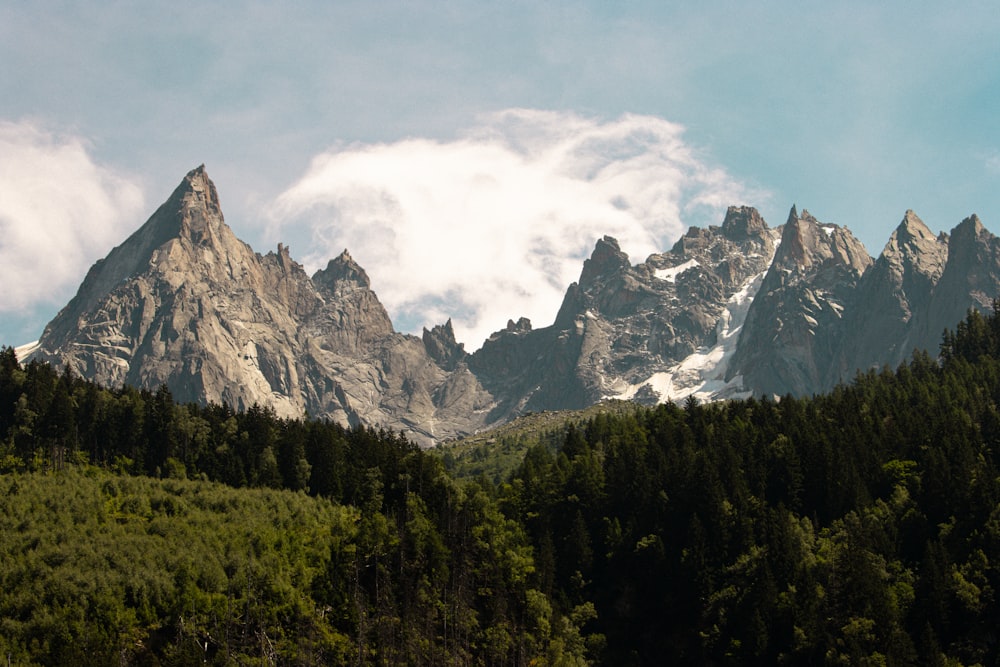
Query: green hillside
[
  {"left": 435, "top": 400, "right": 643, "bottom": 483},
  {"left": 4, "top": 304, "right": 1000, "bottom": 664}
]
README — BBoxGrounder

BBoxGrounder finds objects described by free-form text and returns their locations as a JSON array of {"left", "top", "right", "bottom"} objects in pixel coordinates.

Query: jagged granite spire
[
  {"left": 579, "top": 235, "right": 631, "bottom": 287},
  {"left": 918, "top": 214, "right": 1000, "bottom": 353},
  {"left": 32, "top": 166, "right": 490, "bottom": 445},
  {"left": 31, "top": 171, "right": 1000, "bottom": 444},
  {"left": 720, "top": 205, "right": 769, "bottom": 241},
  {"left": 828, "top": 210, "right": 947, "bottom": 384},
  {"left": 727, "top": 207, "right": 872, "bottom": 396},
  {"left": 312, "top": 249, "right": 372, "bottom": 292}
]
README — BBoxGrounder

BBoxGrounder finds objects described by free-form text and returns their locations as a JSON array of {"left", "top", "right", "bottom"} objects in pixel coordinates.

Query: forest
[{"left": 3, "top": 305, "right": 1000, "bottom": 664}]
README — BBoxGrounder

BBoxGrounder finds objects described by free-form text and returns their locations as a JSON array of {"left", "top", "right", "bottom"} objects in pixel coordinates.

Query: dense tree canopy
[
  {"left": 0, "top": 351, "right": 593, "bottom": 665},
  {"left": 3, "top": 303, "right": 1000, "bottom": 664},
  {"left": 498, "top": 305, "right": 1000, "bottom": 664}
]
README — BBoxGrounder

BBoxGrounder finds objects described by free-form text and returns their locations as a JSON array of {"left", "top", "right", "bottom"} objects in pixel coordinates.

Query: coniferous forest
[{"left": 4, "top": 306, "right": 1000, "bottom": 664}]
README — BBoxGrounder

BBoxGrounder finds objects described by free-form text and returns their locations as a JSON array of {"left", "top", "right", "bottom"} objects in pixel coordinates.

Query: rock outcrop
[
  {"left": 918, "top": 215, "right": 1000, "bottom": 355},
  {"left": 470, "top": 205, "right": 779, "bottom": 410}
]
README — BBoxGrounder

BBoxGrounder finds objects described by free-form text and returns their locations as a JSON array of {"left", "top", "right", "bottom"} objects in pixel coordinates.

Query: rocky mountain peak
[
  {"left": 579, "top": 236, "right": 630, "bottom": 286},
  {"left": 505, "top": 317, "right": 533, "bottom": 333},
  {"left": 720, "top": 205, "right": 769, "bottom": 241},
  {"left": 153, "top": 164, "right": 229, "bottom": 249},
  {"left": 181, "top": 164, "right": 221, "bottom": 213},
  {"left": 774, "top": 206, "right": 871, "bottom": 276},
  {"left": 949, "top": 214, "right": 986, "bottom": 251},
  {"left": 777, "top": 206, "right": 809, "bottom": 267},
  {"left": 881, "top": 211, "right": 945, "bottom": 274},
  {"left": 37, "top": 165, "right": 247, "bottom": 341},
  {"left": 422, "top": 319, "right": 466, "bottom": 370},
  {"left": 897, "top": 209, "right": 932, "bottom": 239},
  {"left": 30, "top": 164, "right": 1000, "bottom": 445},
  {"left": 312, "top": 249, "right": 372, "bottom": 293},
  {"left": 777, "top": 206, "right": 821, "bottom": 268},
  {"left": 829, "top": 211, "right": 949, "bottom": 385},
  {"left": 729, "top": 207, "right": 873, "bottom": 396},
  {"left": 920, "top": 214, "right": 1000, "bottom": 338}
]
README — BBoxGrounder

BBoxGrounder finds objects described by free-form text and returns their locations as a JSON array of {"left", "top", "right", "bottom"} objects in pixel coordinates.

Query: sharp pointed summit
[
  {"left": 31, "top": 166, "right": 492, "bottom": 444},
  {"left": 134, "top": 164, "right": 228, "bottom": 250},
  {"left": 830, "top": 210, "right": 948, "bottom": 382},
  {"left": 918, "top": 213, "right": 1000, "bottom": 354},
  {"left": 313, "top": 249, "right": 372, "bottom": 292},
  {"left": 579, "top": 235, "right": 631, "bottom": 287},
  {"left": 728, "top": 207, "right": 872, "bottom": 396}
]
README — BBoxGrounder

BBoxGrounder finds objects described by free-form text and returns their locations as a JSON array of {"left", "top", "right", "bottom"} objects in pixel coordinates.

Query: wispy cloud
[
  {"left": 986, "top": 151, "right": 1000, "bottom": 174},
  {"left": 272, "top": 109, "right": 762, "bottom": 349},
  {"left": 0, "top": 120, "right": 144, "bottom": 315}
]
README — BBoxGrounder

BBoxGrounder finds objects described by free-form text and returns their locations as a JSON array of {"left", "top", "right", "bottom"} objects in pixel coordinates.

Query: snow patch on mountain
[
  {"left": 654, "top": 258, "right": 700, "bottom": 283},
  {"left": 607, "top": 266, "right": 768, "bottom": 403}
]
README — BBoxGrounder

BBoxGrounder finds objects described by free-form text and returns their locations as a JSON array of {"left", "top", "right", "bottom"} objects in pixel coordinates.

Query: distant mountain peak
[
  {"left": 886, "top": 210, "right": 938, "bottom": 254},
  {"left": 312, "top": 249, "right": 372, "bottom": 291},
  {"left": 140, "top": 164, "right": 225, "bottom": 244},
  {"left": 773, "top": 207, "right": 870, "bottom": 275},
  {"left": 952, "top": 213, "right": 985, "bottom": 242},
  {"left": 897, "top": 209, "right": 931, "bottom": 237},
  {"left": 422, "top": 318, "right": 466, "bottom": 370},
  {"left": 579, "top": 235, "right": 630, "bottom": 286},
  {"left": 720, "top": 205, "right": 769, "bottom": 241},
  {"left": 776, "top": 207, "right": 818, "bottom": 268}
]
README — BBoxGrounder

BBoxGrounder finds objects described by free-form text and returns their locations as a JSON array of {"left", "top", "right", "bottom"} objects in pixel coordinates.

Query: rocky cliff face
[
  {"left": 830, "top": 211, "right": 947, "bottom": 381},
  {"left": 33, "top": 166, "right": 495, "bottom": 445},
  {"left": 727, "top": 207, "right": 873, "bottom": 396},
  {"left": 469, "top": 205, "right": 779, "bottom": 411},
  {"left": 28, "top": 166, "right": 1000, "bottom": 443},
  {"left": 918, "top": 215, "right": 1000, "bottom": 355}
]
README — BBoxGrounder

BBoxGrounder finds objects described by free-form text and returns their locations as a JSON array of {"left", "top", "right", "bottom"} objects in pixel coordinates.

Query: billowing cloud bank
[
  {"left": 0, "top": 120, "right": 144, "bottom": 314},
  {"left": 273, "top": 109, "right": 761, "bottom": 349}
]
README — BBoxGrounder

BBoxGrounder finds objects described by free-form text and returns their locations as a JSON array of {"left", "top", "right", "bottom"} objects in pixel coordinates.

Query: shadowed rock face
[
  {"left": 727, "top": 207, "right": 873, "bottom": 397},
  {"left": 29, "top": 167, "right": 1000, "bottom": 443},
  {"left": 917, "top": 215, "right": 1000, "bottom": 354},
  {"left": 469, "top": 206, "right": 779, "bottom": 412},
  {"left": 829, "top": 211, "right": 947, "bottom": 382}
]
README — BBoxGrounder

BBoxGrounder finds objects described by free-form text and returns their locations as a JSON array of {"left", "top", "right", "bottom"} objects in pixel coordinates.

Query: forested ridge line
[
  {"left": 499, "top": 305, "right": 1000, "bottom": 664},
  {"left": 4, "top": 304, "right": 1000, "bottom": 664},
  {"left": 0, "top": 349, "right": 595, "bottom": 665}
]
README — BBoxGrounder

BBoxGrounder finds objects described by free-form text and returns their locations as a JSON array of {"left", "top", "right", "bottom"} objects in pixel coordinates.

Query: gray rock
[
  {"left": 727, "top": 207, "right": 872, "bottom": 396},
  {"left": 30, "top": 167, "right": 1000, "bottom": 444},
  {"left": 830, "top": 210, "right": 947, "bottom": 382},
  {"left": 33, "top": 166, "right": 494, "bottom": 446},
  {"left": 917, "top": 214, "right": 1000, "bottom": 355}
]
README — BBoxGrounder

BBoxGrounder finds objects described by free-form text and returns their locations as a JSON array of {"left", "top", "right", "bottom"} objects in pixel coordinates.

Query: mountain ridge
[{"left": 26, "top": 166, "right": 1000, "bottom": 445}]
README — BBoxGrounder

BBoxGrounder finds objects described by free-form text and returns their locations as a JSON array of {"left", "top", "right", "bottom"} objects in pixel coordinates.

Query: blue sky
[{"left": 2, "top": 2, "right": 998, "bottom": 349}]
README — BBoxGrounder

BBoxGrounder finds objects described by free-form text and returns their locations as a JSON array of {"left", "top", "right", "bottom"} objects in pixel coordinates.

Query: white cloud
[
  {"left": 0, "top": 120, "right": 145, "bottom": 314},
  {"left": 987, "top": 151, "right": 1000, "bottom": 174},
  {"left": 272, "top": 109, "right": 762, "bottom": 349}
]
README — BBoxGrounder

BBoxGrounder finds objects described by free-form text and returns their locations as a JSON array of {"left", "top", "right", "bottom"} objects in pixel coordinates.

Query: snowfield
[{"left": 606, "top": 266, "right": 768, "bottom": 404}]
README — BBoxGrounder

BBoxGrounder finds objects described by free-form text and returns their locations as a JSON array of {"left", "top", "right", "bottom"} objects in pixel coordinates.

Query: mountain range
[{"left": 23, "top": 166, "right": 1000, "bottom": 445}]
